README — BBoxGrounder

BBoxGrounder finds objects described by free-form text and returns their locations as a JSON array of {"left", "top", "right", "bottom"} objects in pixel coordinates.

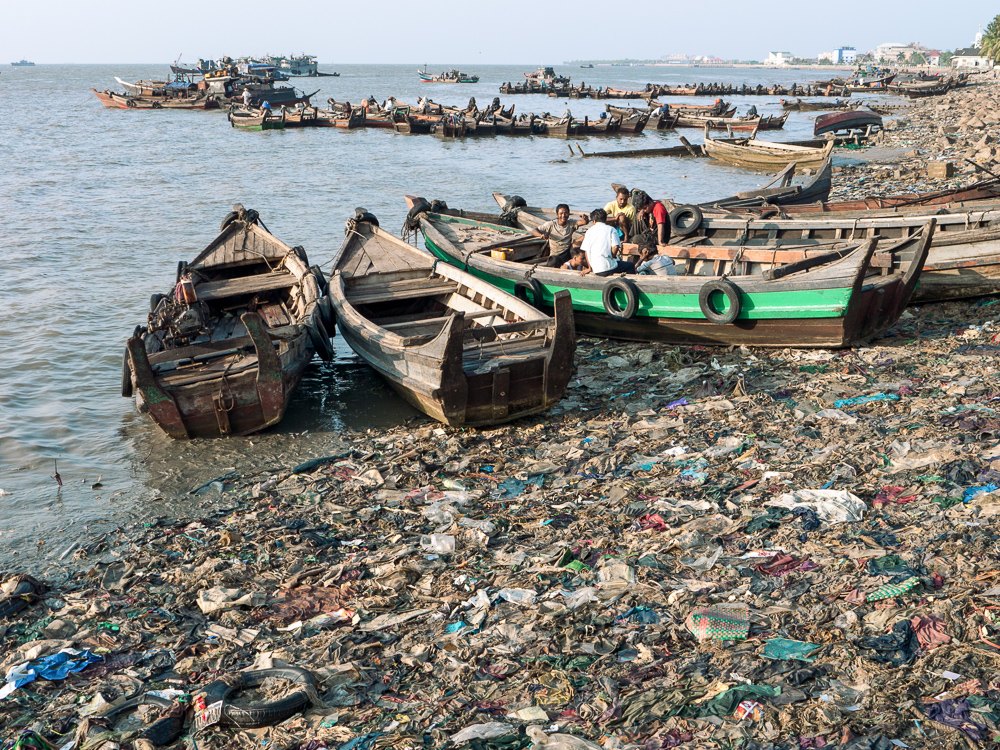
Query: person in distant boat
[
  {"left": 581, "top": 208, "right": 635, "bottom": 277},
  {"left": 261, "top": 100, "right": 271, "bottom": 112},
  {"left": 561, "top": 247, "right": 591, "bottom": 274},
  {"left": 532, "top": 204, "right": 588, "bottom": 267},
  {"left": 603, "top": 187, "right": 637, "bottom": 242},
  {"left": 242, "top": 88, "right": 251, "bottom": 107},
  {"left": 385, "top": 96, "right": 398, "bottom": 111}
]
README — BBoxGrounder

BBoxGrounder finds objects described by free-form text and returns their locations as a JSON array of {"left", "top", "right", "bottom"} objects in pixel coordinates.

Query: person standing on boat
[
  {"left": 532, "top": 204, "right": 588, "bottom": 267},
  {"left": 242, "top": 87, "right": 251, "bottom": 107},
  {"left": 581, "top": 209, "right": 635, "bottom": 277}
]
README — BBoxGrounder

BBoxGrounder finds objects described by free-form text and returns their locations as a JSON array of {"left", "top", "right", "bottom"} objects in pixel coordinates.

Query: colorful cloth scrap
[{"left": 685, "top": 603, "right": 750, "bottom": 642}]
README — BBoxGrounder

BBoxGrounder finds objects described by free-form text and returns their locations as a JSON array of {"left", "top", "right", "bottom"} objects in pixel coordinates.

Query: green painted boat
[
  {"left": 405, "top": 200, "right": 933, "bottom": 348},
  {"left": 228, "top": 108, "right": 286, "bottom": 131}
]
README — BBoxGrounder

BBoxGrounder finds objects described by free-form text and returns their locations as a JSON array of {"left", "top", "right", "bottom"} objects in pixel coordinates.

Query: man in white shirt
[{"left": 580, "top": 209, "right": 636, "bottom": 276}]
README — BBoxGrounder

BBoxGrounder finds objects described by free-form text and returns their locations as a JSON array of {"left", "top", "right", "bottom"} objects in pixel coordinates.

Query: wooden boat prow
[
  {"left": 330, "top": 213, "right": 575, "bottom": 426},
  {"left": 124, "top": 206, "right": 331, "bottom": 438}
]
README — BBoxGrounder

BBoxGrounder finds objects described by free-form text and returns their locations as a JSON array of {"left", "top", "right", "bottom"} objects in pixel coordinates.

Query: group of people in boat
[{"left": 530, "top": 188, "right": 675, "bottom": 277}]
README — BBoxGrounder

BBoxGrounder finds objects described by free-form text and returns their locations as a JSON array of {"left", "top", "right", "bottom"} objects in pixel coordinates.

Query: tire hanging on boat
[
  {"left": 601, "top": 278, "right": 639, "bottom": 319},
  {"left": 307, "top": 312, "right": 334, "bottom": 362},
  {"left": 698, "top": 279, "right": 741, "bottom": 324},
  {"left": 220, "top": 211, "right": 240, "bottom": 232},
  {"left": 669, "top": 205, "right": 703, "bottom": 237},
  {"left": 514, "top": 278, "right": 545, "bottom": 308}
]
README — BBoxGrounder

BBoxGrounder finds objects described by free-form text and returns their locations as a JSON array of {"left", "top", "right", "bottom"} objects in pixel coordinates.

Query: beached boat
[
  {"left": 888, "top": 81, "right": 951, "bottom": 98},
  {"left": 330, "top": 212, "right": 574, "bottom": 426},
  {"left": 418, "top": 67, "right": 479, "bottom": 83},
  {"left": 407, "top": 200, "right": 932, "bottom": 348},
  {"left": 676, "top": 111, "right": 788, "bottom": 132},
  {"left": 813, "top": 109, "right": 882, "bottom": 136},
  {"left": 122, "top": 205, "right": 331, "bottom": 438},
  {"left": 92, "top": 88, "right": 221, "bottom": 109},
  {"left": 845, "top": 73, "right": 896, "bottom": 92},
  {"left": 627, "top": 203, "right": 1000, "bottom": 304},
  {"left": 780, "top": 98, "right": 853, "bottom": 111},
  {"left": 700, "top": 158, "right": 833, "bottom": 208},
  {"left": 703, "top": 129, "right": 835, "bottom": 170}
]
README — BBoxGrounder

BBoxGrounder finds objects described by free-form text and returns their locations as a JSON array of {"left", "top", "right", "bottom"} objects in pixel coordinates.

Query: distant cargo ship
[{"left": 11, "top": 59, "right": 35, "bottom": 66}]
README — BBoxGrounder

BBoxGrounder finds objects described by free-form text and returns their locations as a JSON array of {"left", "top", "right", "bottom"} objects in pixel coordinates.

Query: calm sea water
[{"left": 0, "top": 62, "right": 869, "bottom": 568}]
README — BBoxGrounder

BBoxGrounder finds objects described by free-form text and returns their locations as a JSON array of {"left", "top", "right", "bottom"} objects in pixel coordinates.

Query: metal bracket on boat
[
  {"left": 126, "top": 337, "right": 190, "bottom": 439},
  {"left": 213, "top": 396, "right": 232, "bottom": 436},
  {"left": 241, "top": 312, "right": 284, "bottom": 428}
]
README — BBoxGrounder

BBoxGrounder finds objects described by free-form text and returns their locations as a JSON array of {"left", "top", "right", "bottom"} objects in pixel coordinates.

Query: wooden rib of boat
[
  {"left": 813, "top": 109, "right": 882, "bottom": 136},
  {"left": 123, "top": 206, "right": 331, "bottom": 438},
  {"left": 780, "top": 98, "right": 853, "bottom": 111},
  {"left": 228, "top": 108, "right": 286, "bottom": 130},
  {"left": 407, "top": 200, "right": 931, "bottom": 348},
  {"left": 703, "top": 129, "right": 835, "bottom": 170},
  {"left": 330, "top": 213, "right": 574, "bottom": 426},
  {"left": 92, "top": 88, "right": 220, "bottom": 109}
]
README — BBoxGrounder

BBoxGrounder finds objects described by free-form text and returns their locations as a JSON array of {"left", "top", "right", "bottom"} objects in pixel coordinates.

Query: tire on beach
[
  {"left": 196, "top": 666, "right": 317, "bottom": 729},
  {"left": 698, "top": 279, "right": 741, "bottom": 324},
  {"left": 669, "top": 205, "right": 703, "bottom": 237},
  {"left": 514, "top": 278, "right": 545, "bottom": 309},
  {"left": 602, "top": 278, "right": 639, "bottom": 319},
  {"left": 98, "top": 694, "right": 185, "bottom": 746}
]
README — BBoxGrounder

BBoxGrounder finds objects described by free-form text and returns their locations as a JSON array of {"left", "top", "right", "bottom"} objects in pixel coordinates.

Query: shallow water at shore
[{"left": 1, "top": 63, "right": 891, "bottom": 567}]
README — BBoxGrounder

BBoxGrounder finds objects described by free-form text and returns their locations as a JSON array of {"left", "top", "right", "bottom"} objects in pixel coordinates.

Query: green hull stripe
[{"left": 425, "top": 238, "right": 851, "bottom": 321}]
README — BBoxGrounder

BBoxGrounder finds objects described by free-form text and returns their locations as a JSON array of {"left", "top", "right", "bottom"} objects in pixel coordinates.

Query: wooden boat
[
  {"left": 703, "top": 129, "right": 835, "bottom": 170},
  {"left": 813, "top": 109, "right": 882, "bottom": 136},
  {"left": 315, "top": 106, "right": 365, "bottom": 128},
  {"left": 278, "top": 106, "right": 322, "bottom": 128},
  {"left": 92, "top": 89, "right": 220, "bottom": 109},
  {"left": 228, "top": 108, "right": 286, "bottom": 130},
  {"left": 418, "top": 67, "right": 479, "bottom": 83},
  {"left": 888, "top": 81, "right": 951, "bottom": 98},
  {"left": 845, "top": 73, "right": 896, "bottom": 92},
  {"left": 406, "top": 200, "right": 932, "bottom": 348},
  {"left": 603, "top": 87, "right": 657, "bottom": 100},
  {"left": 122, "top": 205, "right": 331, "bottom": 438},
  {"left": 675, "top": 111, "right": 787, "bottom": 131},
  {"left": 330, "top": 212, "right": 574, "bottom": 426},
  {"left": 430, "top": 115, "right": 467, "bottom": 137},
  {"left": 629, "top": 203, "right": 1000, "bottom": 304},
  {"left": 700, "top": 158, "right": 833, "bottom": 208},
  {"left": 781, "top": 98, "right": 853, "bottom": 111}
]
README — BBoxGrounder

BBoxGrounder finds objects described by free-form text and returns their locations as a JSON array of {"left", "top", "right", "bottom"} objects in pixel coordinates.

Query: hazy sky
[{"left": 4, "top": 0, "right": 996, "bottom": 64}]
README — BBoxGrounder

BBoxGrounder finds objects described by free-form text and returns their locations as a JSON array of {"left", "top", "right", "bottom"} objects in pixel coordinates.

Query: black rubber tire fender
[
  {"left": 316, "top": 295, "right": 335, "bottom": 334},
  {"left": 122, "top": 349, "right": 134, "bottom": 398},
  {"left": 291, "top": 245, "right": 309, "bottom": 266},
  {"left": 354, "top": 208, "right": 380, "bottom": 226},
  {"left": 406, "top": 198, "right": 431, "bottom": 221},
  {"left": 602, "top": 278, "right": 639, "bottom": 319},
  {"left": 309, "top": 265, "right": 329, "bottom": 295},
  {"left": 198, "top": 666, "right": 317, "bottom": 729},
  {"left": 98, "top": 694, "right": 185, "bottom": 747},
  {"left": 150, "top": 293, "right": 165, "bottom": 313},
  {"left": 307, "top": 313, "right": 334, "bottom": 362},
  {"left": 220, "top": 211, "right": 240, "bottom": 232},
  {"left": 669, "top": 205, "right": 704, "bottom": 237},
  {"left": 698, "top": 279, "right": 742, "bottom": 324},
  {"left": 513, "top": 278, "right": 545, "bottom": 309}
]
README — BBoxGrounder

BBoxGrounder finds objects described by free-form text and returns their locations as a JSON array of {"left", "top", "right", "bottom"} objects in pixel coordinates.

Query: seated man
[
  {"left": 632, "top": 193, "right": 671, "bottom": 248},
  {"left": 581, "top": 209, "right": 636, "bottom": 277},
  {"left": 531, "top": 204, "right": 588, "bottom": 267},
  {"left": 604, "top": 187, "right": 637, "bottom": 242},
  {"left": 636, "top": 246, "right": 677, "bottom": 276},
  {"left": 561, "top": 247, "right": 591, "bottom": 274}
]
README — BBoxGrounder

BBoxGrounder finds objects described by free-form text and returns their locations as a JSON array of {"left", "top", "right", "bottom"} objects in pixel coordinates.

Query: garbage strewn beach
[{"left": 9, "top": 286, "right": 1000, "bottom": 748}]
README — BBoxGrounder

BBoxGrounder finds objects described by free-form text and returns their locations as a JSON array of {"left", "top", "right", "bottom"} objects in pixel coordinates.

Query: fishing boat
[
  {"left": 122, "top": 205, "right": 332, "bottom": 438},
  {"left": 888, "top": 81, "right": 951, "bottom": 98},
  {"left": 418, "top": 66, "right": 479, "bottom": 83},
  {"left": 330, "top": 212, "right": 574, "bottom": 426},
  {"left": 228, "top": 107, "right": 287, "bottom": 130},
  {"left": 675, "top": 111, "right": 788, "bottom": 131},
  {"left": 524, "top": 66, "right": 570, "bottom": 84},
  {"left": 703, "top": 129, "right": 835, "bottom": 170},
  {"left": 11, "top": 59, "right": 34, "bottom": 66},
  {"left": 92, "top": 88, "right": 221, "bottom": 109},
  {"left": 406, "top": 200, "right": 932, "bottom": 348},
  {"left": 699, "top": 158, "right": 834, "bottom": 208},
  {"left": 581, "top": 63, "right": 594, "bottom": 68},
  {"left": 813, "top": 109, "right": 882, "bottom": 136},
  {"left": 780, "top": 98, "right": 853, "bottom": 111},
  {"left": 845, "top": 73, "right": 896, "bottom": 92}
]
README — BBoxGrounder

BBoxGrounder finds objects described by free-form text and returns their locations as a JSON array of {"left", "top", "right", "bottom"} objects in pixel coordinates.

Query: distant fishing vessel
[
  {"left": 418, "top": 66, "right": 479, "bottom": 83},
  {"left": 11, "top": 59, "right": 34, "bottom": 66}
]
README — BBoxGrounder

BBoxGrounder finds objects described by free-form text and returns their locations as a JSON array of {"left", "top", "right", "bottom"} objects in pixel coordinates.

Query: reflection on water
[{"left": 2, "top": 62, "right": 897, "bottom": 568}]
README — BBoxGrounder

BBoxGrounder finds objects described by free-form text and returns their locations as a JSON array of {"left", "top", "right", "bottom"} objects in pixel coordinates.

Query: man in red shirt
[{"left": 634, "top": 194, "right": 671, "bottom": 247}]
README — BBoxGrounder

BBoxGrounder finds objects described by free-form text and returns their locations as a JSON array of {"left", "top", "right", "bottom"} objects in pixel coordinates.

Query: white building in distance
[
  {"left": 765, "top": 52, "right": 794, "bottom": 66},
  {"left": 818, "top": 46, "right": 857, "bottom": 64}
]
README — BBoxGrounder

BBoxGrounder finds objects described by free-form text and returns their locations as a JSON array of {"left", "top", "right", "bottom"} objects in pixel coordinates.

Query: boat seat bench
[
  {"left": 346, "top": 281, "right": 460, "bottom": 305},
  {"left": 195, "top": 272, "right": 297, "bottom": 302}
]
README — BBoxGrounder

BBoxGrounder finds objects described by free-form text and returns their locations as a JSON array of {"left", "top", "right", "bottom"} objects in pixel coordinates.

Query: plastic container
[
  {"left": 491, "top": 249, "right": 510, "bottom": 260},
  {"left": 420, "top": 534, "right": 456, "bottom": 554}
]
